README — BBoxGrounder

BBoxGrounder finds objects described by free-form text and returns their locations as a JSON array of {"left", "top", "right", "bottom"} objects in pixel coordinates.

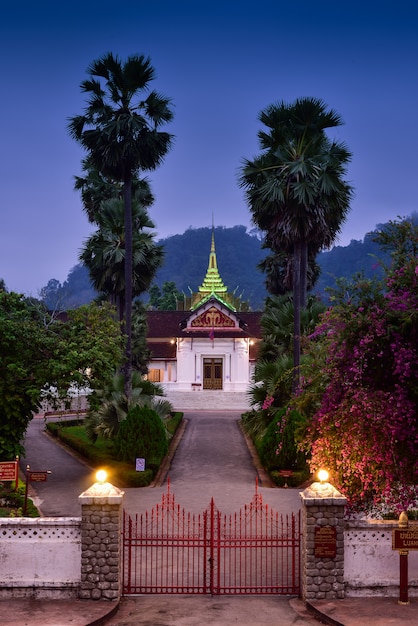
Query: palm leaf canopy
[
  {"left": 239, "top": 97, "right": 353, "bottom": 252},
  {"left": 79, "top": 198, "right": 163, "bottom": 299},
  {"left": 68, "top": 53, "right": 174, "bottom": 180}
]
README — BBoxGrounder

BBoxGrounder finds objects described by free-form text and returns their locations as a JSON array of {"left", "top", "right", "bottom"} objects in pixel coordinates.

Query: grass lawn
[{"left": 46, "top": 412, "right": 183, "bottom": 488}]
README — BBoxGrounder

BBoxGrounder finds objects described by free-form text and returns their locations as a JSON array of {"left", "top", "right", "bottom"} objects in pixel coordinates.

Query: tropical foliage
[
  {"left": 85, "top": 371, "right": 172, "bottom": 441},
  {"left": 297, "top": 217, "right": 418, "bottom": 510},
  {"left": 0, "top": 295, "right": 123, "bottom": 459},
  {"left": 68, "top": 52, "right": 173, "bottom": 396},
  {"left": 245, "top": 295, "right": 325, "bottom": 418},
  {"left": 240, "top": 97, "right": 353, "bottom": 389},
  {"left": 80, "top": 198, "right": 164, "bottom": 320}
]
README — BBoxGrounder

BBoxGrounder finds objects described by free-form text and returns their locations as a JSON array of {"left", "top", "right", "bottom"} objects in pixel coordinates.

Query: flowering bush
[{"left": 299, "top": 217, "right": 418, "bottom": 509}]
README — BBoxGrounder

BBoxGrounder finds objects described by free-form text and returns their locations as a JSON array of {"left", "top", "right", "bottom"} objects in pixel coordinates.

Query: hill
[{"left": 38, "top": 214, "right": 416, "bottom": 311}]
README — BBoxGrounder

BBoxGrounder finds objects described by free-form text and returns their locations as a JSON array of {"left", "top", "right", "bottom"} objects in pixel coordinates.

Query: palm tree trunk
[
  {"left": 292, "top": 241, "right": 302, "bottom": 392},
  {"left": 300, "top": 240, "right": 308, "bottom": 308},
  {"left": 123, "top": 173, "right": 133, "bottom": 400}
]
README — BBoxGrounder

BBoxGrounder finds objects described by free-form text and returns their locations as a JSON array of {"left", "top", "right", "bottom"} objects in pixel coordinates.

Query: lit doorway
[{"left": 203, "top": 358, "right": 223, "bottom": 389}]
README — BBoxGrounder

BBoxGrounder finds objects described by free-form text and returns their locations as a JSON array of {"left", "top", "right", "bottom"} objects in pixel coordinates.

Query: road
[
  {"left": 20, "top": 416, "right": 94, "bottom": 516},
  {"left": 21, "top": 411, "right": 301, "bottom": 517},
  {"left": 18, "top": 410, "right": 318, "bottom": 626}
]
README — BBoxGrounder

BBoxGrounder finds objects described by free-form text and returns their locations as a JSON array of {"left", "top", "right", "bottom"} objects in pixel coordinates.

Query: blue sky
[{"left": 0, "top": 0, "right": 417, "bottom": 295}]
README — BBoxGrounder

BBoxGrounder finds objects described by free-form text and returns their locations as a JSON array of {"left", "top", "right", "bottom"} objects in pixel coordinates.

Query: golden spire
[{"left": 198, "top": 227, "right": 228, "bottom": 296}]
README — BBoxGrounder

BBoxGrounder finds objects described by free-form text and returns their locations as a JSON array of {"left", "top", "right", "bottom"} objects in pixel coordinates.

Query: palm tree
[
  {"left": 240, "top": 97, "right": 353, "bottom": 390},
  {"left": 74, "top": 157, "right": 155, "bottom": 224},
  {"left": 79, "top": 198, "right": 164, "bottom": 321},
  {"left": 85, "top": 371, "right": 172, "bottom": 440},
  {"left": 258, "top": 243, "right": 321, "bottom": 296},
  {"left": 259, "top": 294, "right": 326, "bottom": 362},
  {"left": 68, "top": 53, "right": 173, "bottom": 397}
]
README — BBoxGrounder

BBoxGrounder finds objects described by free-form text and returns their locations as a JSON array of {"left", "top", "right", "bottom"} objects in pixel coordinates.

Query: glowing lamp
[
  {"left": 96, "top": 469, "right": 108, "bottom": 484},
  {"left": 318, "top": 469, "right": 329, "bottom": 484}
]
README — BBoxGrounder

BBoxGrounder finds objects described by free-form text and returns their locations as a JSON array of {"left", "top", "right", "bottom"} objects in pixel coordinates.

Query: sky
[{"left": 0, "top": 1, "right": 417, "bottom": 295}]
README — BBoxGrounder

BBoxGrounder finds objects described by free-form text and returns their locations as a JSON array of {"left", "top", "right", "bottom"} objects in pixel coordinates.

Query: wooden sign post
[
  {"left": 23, "top": 464, "right": 51, "bottom": 516},
  {"left": 392, "top": 512, "right": 418, "bottom": 605}
]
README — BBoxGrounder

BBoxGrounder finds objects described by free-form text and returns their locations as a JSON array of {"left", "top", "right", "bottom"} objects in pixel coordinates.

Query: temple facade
[{"left": 146, "top": 230, "right": 262, "bottom": 394}]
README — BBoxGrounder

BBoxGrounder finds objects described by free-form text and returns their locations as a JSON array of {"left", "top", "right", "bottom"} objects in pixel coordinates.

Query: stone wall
[
  {"left": 300, "top": 482, "right": 346, "bottom": 601},
  {"left": 78, "top": 480, "right": 124, "bottom": 601},
  {"left": 79, "top": 502, "right": 122, "bottom": 600}
]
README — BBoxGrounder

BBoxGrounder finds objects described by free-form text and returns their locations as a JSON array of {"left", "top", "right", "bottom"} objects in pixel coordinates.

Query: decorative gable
[{"left": 190, "top": 305, "right": 236, "bottom": 329}]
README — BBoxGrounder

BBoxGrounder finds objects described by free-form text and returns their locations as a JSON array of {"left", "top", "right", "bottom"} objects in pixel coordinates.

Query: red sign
[
  {"left": 29, "top": 471, "right": 48, "bottom": 482},
  {"left": 393, "top": 528, "right": 418, "bottom": 551},
  {"left": 0, "top": 461, "right": 18, "bottom": 482}
]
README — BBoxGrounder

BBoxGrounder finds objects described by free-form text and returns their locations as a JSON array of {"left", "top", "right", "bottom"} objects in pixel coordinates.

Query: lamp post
[{"left": 23, "top": 464, "right": 51, "bottom": 516}]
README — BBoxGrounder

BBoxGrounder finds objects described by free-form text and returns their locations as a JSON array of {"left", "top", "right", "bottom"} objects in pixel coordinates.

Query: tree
[
  {"left": 148, "top": 281, "right": 182, "bottom": 310},
  {"left": 85, "top": 371, "right": 171, "bottom": 441},
  {"left": 131, "top": 300, "right": 151, "bottom": 374},
  {"left": 0, "top": 295, "right": 123, "bottom": 459},
  {"left": 79, "top": 197, "right": 164, "bottom": 321},
  {"left": 0, "top": 292, "right": 51, "bottom": 458},
  {"left": 68, "top": 52, "right": 173, "bottom": 397},
  {"left": 52, "top": 302, "right": 125, "bottom": 396},
  {"left": 240, "top": 97, "right": 353, "bottom": 389},
  {"left": 299, "top": 218, "right": 418, "bottom": 510},
  {"left": 74, "top": 158, "right": 155, "bottom": 224}
]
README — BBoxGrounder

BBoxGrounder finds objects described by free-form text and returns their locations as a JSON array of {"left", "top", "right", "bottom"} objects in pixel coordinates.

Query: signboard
[
  {"left": 314, "top": 526, "right": 337, "bottom": 558},
  {"left": 0, "top": 461, "right": 18, "bottom": 482},
  {"left": 29, "top": 471, "right": 48, "bottom": 482},
  {"left": 393, "top": 528, "right": 418, "bottom": 551},
  {"left": 135, "top": 458, "right": 146, "bottom": 472}
]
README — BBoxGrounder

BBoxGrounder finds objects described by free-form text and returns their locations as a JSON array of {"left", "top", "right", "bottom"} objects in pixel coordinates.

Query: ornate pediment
[{"left": 190, "top": 305, "right": 236, "bottom": 329}]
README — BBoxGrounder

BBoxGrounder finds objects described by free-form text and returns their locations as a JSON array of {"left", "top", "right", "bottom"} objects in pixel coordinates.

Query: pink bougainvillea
[{"left": 299, "top": 222, "right": 418, "bottom": 509}]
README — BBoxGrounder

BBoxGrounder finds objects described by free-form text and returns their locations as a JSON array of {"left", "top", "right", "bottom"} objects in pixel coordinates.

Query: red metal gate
[{"left": 122, "top": 484, "right": 300, "bottom": 595}]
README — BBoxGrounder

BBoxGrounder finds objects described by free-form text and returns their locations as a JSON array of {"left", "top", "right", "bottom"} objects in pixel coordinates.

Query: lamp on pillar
[
  {"left": 78, "top": 469, "right": 125, "bottom": 601},
  {"left": 318, "top": 469, "right": 329, "bottom": 484},
  {"left": 299, "top": 469, "right": 347, "bottom": 602}
]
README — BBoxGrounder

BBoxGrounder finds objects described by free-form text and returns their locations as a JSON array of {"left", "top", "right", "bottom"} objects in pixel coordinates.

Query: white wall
[
  {"left": 173, "top": 337, "right": 251, "bottom": 391},
  {"left": 0, "top": 518, "right": 81, "bottom": 598},
  {"left": 345, "top": 520, "right": 418, "bottom": 597}
]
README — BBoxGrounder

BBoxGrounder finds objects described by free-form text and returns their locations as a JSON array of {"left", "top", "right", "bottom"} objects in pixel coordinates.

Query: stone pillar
[
  {"left": 300, "top": 481, "right": 347, "bottom": 601},
  {"left": 78, "top": 479, "right": 124, "bottom": 601}
]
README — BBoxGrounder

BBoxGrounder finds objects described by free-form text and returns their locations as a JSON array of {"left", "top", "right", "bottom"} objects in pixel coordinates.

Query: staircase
[{"left": 163, "top": 389, "right": 251, "bottom": 412}]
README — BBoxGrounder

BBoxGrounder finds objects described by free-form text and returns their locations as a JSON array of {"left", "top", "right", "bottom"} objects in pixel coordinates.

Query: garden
[
  {"left": 242, "top": 218, "right": 418, "bottom": 518},
  {"left": 45, "top": 408, "right": 183, "bottom": 488}
]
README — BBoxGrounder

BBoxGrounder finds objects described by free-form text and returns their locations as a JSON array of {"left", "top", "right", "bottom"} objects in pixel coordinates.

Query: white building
[{"left": 146, "top": 230, "right": 262, "bottom": 396}]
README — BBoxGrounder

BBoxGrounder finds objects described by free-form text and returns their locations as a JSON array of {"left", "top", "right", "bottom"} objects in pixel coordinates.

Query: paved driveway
[
  {"left": 22, "top": 410, "right": 301, "bottom": 517},
  {"left": 18, "top": 411, "right": 316, "bottom": 626}
]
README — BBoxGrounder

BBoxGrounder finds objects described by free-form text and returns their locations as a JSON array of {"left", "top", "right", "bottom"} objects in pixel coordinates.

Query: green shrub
[
  {"left": 49, "top": 425, "right": 115, "bottom": 464},
  {"left": 270, "top": 468, "right": 311, "bottom": 488},
  {"left": 117, "top": 467, "right": 154, "bottom": 487},
  {"left": 114, "top": 405, "right": 168, "bottom": 467},
  {"left": 46, "top": 419, "right": 84, "bottom": 436},
  {"left": 258, "top": 408, "right": 306, "bottom": 471},
  {"left": 0, "top": 482, "right": 39, "bottom": 517},
  {"left": 165, "top": 412, "right": 183, "bottom": 436}
]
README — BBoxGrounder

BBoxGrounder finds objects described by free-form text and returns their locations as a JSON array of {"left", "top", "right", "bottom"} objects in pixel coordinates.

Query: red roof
[
  {"left": 146, "top": 310, "right": 262, "bottom": 339},
  {"left": 148, "top": 341, "right": 177, "bottom": 360}
]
